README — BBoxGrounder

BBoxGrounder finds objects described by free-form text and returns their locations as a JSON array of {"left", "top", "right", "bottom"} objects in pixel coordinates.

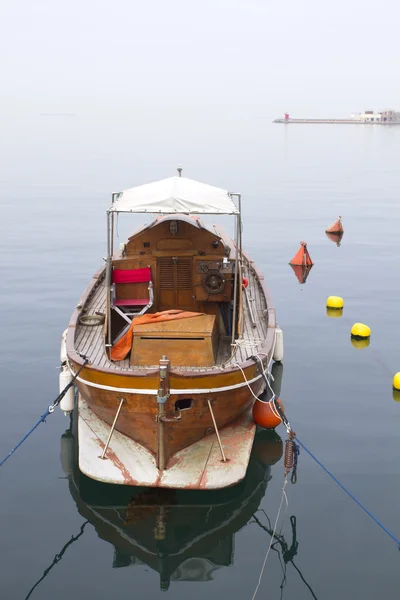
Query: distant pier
[
  {"left": 274, "top": 110, "right": 400, "bottom": 125},
  {"left": 273, "top": 118, "right": 400, "bottom": 125}
]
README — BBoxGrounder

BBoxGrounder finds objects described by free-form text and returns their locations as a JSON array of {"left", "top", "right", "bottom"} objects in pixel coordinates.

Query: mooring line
[
  {"left": 251, "top": 479, "right": 288, "bottom": 600},
  {"left": 251, "top": 513, "right": 319, "bottom": 600},
  {"left": 0, "top": 358, "right": 88, "bottom": 470},
  {"left": 264, "top": 391, "right": 400, "bottom": 552},
  {"left": 294, "top": 436, "right": 400, "bottom": 550},
  {"left": 24, "top": 521, "right": 89, "bottom": 600}
]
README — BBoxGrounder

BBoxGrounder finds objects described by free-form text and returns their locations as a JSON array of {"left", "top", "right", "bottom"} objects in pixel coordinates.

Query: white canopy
[{"left": 109, "top": 176, "right": 239, "bottom": 215}]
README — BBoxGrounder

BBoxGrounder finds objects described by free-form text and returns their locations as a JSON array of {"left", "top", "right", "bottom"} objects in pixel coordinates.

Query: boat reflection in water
[{"left": 62, "top": 418, "right": 283, "bottom": 591}]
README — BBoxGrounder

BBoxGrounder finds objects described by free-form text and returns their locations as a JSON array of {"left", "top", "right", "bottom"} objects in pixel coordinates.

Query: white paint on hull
[{"left": 78, "top": 395, "right": 256, "bottom": 489}]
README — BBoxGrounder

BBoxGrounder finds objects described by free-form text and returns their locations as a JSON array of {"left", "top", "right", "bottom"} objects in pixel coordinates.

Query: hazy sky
[{"left": 1, "top": 0, "right": 398, "bottom": 194}]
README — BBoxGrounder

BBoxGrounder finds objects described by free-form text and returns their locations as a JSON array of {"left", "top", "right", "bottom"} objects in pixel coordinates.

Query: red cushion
[
  {"left": 112, "top": 267, "right": 151, "bottom": 284},
  {"left": 114, "top": 298, "right": 149, "bottom": 307}
]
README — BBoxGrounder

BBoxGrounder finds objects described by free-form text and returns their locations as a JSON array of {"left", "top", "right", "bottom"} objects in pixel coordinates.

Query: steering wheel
[{"left": 202, "top": 270, "right": 226, "bottom": 295}]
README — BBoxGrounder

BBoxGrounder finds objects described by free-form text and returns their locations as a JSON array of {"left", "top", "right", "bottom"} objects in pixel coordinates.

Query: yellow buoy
[
  {"left": 326, "top": 296, "right": 344, "bottom": 310},
  {"left": 326, "top": 307, "right": 343, "bottom": 318},
  {"left": 351, "top": 323, "right": 371, "bottom": 339},
  {"left": 393, "top": 372, "right": 400, "bottom": 391},
  {"left": 351, "top": 337, "right": 370, "bottom": 350}
]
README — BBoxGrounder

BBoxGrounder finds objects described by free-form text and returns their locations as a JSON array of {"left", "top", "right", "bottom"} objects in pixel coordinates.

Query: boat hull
[
  {"left": 72, "top": 360, "right": 265, "bottom": 465},
  {"left": 78, "top": 395, "right": 258, "bottom": 489}
]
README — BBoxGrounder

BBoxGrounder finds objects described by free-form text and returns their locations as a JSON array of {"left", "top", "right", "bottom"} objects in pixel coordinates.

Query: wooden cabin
[{"left": 110, "top": 215, "right": 237, "bottom": 367}]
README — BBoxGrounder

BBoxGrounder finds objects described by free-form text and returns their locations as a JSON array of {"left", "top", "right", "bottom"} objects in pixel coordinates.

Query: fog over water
[{"left": 1, "top": 1, "right": 400, "bottom": 599}]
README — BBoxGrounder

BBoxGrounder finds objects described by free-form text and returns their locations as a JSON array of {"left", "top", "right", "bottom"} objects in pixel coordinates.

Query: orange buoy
[
  {"left": 252, "top": 430, "right": 283, "bottom": 466},
  {"left": 325, "top": 216, "right": 343, "bottom": 235},
  {"left": 289, "top": 241, "right": 313, "bottom": 267},
  {"left": 253, "top": 398, "right": 284, "bottom": 429},
  {"left": 242, "top": 276, "right": 249, "bottom": 289}
]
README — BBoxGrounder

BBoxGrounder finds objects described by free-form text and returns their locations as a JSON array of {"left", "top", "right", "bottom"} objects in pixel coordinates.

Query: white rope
[
  {"left": 235, "top": 352, "right": 278, "bottom": 407},
  {"left": 251, "top": 352, "right": 287, "bottom": 427},
  {"left": 235, "top": 364, "right": 260, "bottom": 401},
  {"left": 251, "top": 479, "right": 289, "bottom": 600},
  {"left": 234, "top": 329, "right": 286, "bottom": 426},
  {"left": 253, "top": 354, "right": 276, "bottom": 399},
  {"left": 235, "top": 338, "right": 267, "bottom": 347},
  {"left": 269, "top": 400, "right": 283, "bottom": 422}
]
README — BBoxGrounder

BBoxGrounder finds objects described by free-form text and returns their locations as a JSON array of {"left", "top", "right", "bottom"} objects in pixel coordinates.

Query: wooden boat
[{"left": 63, "top": 173, "right": 281, "bottom": 489}]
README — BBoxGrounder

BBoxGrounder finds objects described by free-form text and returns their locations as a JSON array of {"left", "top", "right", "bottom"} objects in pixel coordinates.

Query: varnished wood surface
[
  {"left": 131, "top": 314, "right": 217, "bottom": 367},
  {"left": 74, "top": 367, "right": 263, "bottom": 464},
  {"left": 73, "top": 255, "right": 269, "bottom": 371},
  {"left": 125, "top": 216, "right": 226, "bottom": 257}
]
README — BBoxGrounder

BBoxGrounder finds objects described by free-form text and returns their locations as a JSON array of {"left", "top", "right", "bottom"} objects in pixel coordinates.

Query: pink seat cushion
[
  {"left": 114, "top": 298, "right": 149, "bottom": 307},
  {"left": 112, "top": 268, "right": 151, "bottom": 284}
]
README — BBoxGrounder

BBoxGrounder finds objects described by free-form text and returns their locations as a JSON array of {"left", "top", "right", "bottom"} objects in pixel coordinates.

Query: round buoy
[
  {"left": 393, "top": 372, "right": 400, "bottom": 391},
  {"left": 253, "top": 398, "right": 284, "bottom": 430},
  {"left": 326, "top": 296, "right": 344, "bottom": 310},
  {"left": 242, "top": 277, "right": 249, "bottom": 289},
  {"left": 351, "top": 323, "right": 371, "bottom": 339},
  {"left": 351, "top": 337, "right": 370, "bottom": 349},
  {"left": 252, "top": 430, "right": 283, "bottom": 466},
  {"left": 326, "top": 307, "right": 343, "bottom": 318}
]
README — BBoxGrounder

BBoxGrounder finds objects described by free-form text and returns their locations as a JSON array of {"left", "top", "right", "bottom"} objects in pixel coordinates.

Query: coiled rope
[{"left": 0, "top": 358, "right": 88, "bottom": 469}]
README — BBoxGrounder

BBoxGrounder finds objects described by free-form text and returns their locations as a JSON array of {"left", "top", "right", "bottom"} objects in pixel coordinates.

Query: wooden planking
[
  {"left": 75, "top": 279, "right": 107, "bottom": 366},
  {"left": 75, "top": 280, "right": 149, "bottom": 371},
  {"left": 221, "top": 259, "right": 269, "bottom": 367},
  {"left": 74, "top": 254, "right": 271, "bottom": 372}
]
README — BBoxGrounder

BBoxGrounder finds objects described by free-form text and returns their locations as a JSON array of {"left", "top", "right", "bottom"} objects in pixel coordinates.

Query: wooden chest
[{"left": 130, "top": 314, "right": 217, "bottom": 367}]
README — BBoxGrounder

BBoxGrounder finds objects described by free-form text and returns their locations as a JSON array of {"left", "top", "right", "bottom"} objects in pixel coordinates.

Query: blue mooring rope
[
  {"left": 294, "top": 436, "right": 400, "bottom": 551},
  {"left": 0, "top": 409, "right": 51, "bottom": 468},
  {"left": 267, "top": 393, "right": 400, "bottom": 551},
  {"left": 0, "top": 358, "right": 88, "bottom": 470}
]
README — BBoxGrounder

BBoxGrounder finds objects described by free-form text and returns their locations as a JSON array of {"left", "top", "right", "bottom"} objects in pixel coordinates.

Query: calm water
[{"left": 1, "top": 123, "right": 400, "bottom": 599}]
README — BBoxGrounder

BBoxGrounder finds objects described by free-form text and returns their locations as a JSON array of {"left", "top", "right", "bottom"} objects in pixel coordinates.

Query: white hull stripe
[{"left": 75, "top": 373, "right": 263, "bottom": 396}]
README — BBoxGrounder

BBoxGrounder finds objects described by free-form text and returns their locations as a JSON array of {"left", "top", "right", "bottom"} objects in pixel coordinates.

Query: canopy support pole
[
  {"left": 231, "top": 195, "right": 241, "bottom": 348},
  {"left": 110, "top": 211, "right": 115, "bottom": 256},
  {"left": 237, "top": 193, "right": 242, "bottom": 262},
  {"left": 106, "top": 208, "right": 113, "bottom": 352}
]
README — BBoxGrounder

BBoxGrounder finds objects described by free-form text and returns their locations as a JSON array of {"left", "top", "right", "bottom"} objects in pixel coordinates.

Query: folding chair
[{"left": 111, "top": 267, "right": 154, "bottom": 340}]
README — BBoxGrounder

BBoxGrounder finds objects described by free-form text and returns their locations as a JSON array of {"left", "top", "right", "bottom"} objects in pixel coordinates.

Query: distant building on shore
[
  {"left": 351, "top": 110, "right": 381, "bottom": 122},
  {"left": 274, "top": 110, "right": 400, "bottom": 125},
  {"left": 350, "top": 110, "right": 400, "bottom": 122}
]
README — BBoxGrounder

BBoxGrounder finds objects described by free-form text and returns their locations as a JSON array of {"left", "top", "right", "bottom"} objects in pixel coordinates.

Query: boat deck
[{"left": 75, "top": 260, "right": 269, "bottom": 372}]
